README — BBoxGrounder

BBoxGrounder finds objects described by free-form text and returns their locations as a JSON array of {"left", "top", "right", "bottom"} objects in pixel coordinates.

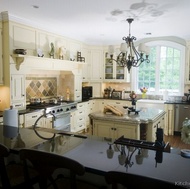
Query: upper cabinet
[
  {"left": 0, "top": 25, "right": 3, "bottom": 85},
  {"left": 104, "top": 52, "right": 130, "bottom": 82},
  {"left": 90, "top": 48, "right": 103, "bottom": 81},
  {"left": 185, "top": 41, "right": 190, "bottom": 84},
  {"left": 81, "top": 47, "right": 91, "bottom": 81}
]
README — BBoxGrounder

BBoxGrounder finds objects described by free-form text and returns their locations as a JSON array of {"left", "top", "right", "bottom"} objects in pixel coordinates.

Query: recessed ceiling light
[
  {"left": 32, "top": 5, "right": 39, "bottom": 9},
  {"left": 145, "top": 32, "right": 152, "bottom": 35}
]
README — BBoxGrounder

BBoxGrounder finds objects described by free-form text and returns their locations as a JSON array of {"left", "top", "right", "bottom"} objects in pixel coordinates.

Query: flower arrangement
[{"left": 140, "top": 87, "right": 148, "bottom": 93}]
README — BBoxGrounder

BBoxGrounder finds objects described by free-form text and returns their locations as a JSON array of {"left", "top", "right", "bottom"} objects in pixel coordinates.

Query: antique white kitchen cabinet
[
  {"left": 73, "top": 74, "right": 82, "bottom": 102},
  {"left": 81, "top": 47, "right": 91, "bottom": 81},
  {"left": 0, "top": 23, "right": 4, "bottom": 85},
  {"left": 185, "top": 41, "right": 190, "bottom": 84},
  {"left": 164, "top": 104, "right": 175, "bottom": 135},
  {"left": 11, "top": 74, "right": 25, "bottom": 109},
  {"left": 85, "top": 100, "right": 95, "bottom": 129},
  {"left": 0, "top": 26, "right": 3, "bottom": 85},
  {"left": 71, "top": 102, "right": 86, "bottom": 132},
  {"left": 104, "top": 53, "right": 130, "bottom": 82},
  {"left": 90, "top": 48, "right": 103, "bottom": 81},
  {"left": 93, "top": 120, "right": 139, "bottom": 140}
]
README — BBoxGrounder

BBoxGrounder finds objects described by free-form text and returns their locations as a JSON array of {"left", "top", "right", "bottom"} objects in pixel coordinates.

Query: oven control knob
[
  {"left": 60, "top": 109, "right": 63, "bottom": 112},
  {"left": 57, "top": 109, "right": 60, "bottom": 112},
  {"left": 66, "top": 108, "right": 70, "bottom": 111},
  {"left": 71, "top": 106, "right": 76, "bottom": 109},
  {"left": 52, "top": 110, "right": 55, "bottom": 113}
]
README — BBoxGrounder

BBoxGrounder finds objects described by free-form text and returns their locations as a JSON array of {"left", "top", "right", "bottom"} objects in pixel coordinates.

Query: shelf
[{"left": 11, "top": 54, "right": 85, "bottom": 71}]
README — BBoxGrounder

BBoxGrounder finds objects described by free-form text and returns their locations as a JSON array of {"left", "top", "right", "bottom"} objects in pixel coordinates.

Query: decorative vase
[{"left": 142, "top": 93, "right": 146, "bottom": 99}]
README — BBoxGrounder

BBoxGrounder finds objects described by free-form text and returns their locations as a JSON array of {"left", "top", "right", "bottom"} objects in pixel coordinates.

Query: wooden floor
[{"left": 164, "top": 135, "right": 190, "bottom": 149}]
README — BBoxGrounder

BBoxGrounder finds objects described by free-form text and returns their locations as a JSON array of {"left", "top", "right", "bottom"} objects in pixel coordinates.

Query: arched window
[{"left": 133, "top": 41, "right": 185, "bottom": 96}]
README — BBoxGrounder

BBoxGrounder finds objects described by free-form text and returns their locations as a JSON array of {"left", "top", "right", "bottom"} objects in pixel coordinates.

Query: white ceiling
[{"left": 0, "top": 0, "right": 190, "bottom": 45}]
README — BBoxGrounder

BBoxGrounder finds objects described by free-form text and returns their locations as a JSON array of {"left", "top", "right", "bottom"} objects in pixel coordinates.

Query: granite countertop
[
  {"left": 0, "top": 109, "right": 43, "bottom": 117},
  {"left": 89, "top": 108, "right": 165, "bottom": 124}
]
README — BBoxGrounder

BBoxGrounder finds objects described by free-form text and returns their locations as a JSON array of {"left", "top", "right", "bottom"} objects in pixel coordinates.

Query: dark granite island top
[
  {"left": 89, "top": 108, "right": 166, "bottom": 142},
  {"left": 0, "top": 126, "right": 189, "bottom": 188}
]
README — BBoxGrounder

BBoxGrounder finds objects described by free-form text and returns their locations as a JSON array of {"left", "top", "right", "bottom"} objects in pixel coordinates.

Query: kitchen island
[
  {"left": 0, "top": 126, "right": 189, "bottom": 188},
  {"left": 89, "top": 108, "right": 165, "bottom": 142}
]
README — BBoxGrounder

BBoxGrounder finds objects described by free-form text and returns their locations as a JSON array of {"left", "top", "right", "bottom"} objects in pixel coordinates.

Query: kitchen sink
[{"left": 136, "top": 99, "right": 165, "bottom": 110}]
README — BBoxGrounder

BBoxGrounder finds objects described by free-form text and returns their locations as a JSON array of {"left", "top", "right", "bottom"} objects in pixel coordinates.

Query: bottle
[
  {"left": 122, "top": 88, "right": 125, "bottom": 99},
  {"left": 66, "top": 87, "right": 70, "bottom": 101}
]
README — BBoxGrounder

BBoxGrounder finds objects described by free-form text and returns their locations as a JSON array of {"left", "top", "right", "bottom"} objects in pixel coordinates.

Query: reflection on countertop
[{"left": 0, "top": 108, "right": 44, "bottom": 117}]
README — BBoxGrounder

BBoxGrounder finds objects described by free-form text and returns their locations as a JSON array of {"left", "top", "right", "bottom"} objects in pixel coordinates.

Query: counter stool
[
  {"left": 0, "top": 143, "right": 38, "bottom": 189},
  {"left": 105, "top": 171, "right": 185, "bottom": 189},
  {"left": 20, "top": 148, "right": 104, "bottom": 189}
]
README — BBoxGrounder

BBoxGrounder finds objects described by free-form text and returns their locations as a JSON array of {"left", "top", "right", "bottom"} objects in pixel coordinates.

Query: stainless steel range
[{"left": 27, "top": 101, "right": 77, "bottom": 131}]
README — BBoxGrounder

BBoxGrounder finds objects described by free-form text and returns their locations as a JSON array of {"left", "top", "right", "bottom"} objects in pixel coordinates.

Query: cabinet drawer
[
  {"left": 76, "top": 115, "right": 85, "bottom": 122},
  {"left": 76, "top": 109, "right": 85, "bottom": 116},
  {"left": 24, "top": 111, "right": 43, "bottom": 128},
  {"left": 72, "top": 121, "right": 85, "bottom": 132},
  {"left": 75, "top": 122, "right": 85, "bottom": 131},
  {"left": 77, "top": 103, "right": 86, "bottom": 109}
]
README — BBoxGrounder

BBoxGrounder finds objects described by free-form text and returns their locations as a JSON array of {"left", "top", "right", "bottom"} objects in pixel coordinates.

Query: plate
[{"left": 181, "top": 149, "right": 190, "bottom": 158}]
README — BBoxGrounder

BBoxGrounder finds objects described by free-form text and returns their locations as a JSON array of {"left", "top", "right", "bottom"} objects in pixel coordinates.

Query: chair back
[
  {"left": 20, "top": 149, "right": 85, "bottom": 189},
  {"left": 0, "top": 143, "right": 11, "bottom": 189},
  {"left": 105, "top": 171, "right": 185, "bottom": 189}
]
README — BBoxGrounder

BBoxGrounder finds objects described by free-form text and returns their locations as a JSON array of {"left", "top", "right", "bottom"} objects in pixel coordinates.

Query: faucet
[{"left": 33, "top": 111, "right": 56, "bottom": 140}]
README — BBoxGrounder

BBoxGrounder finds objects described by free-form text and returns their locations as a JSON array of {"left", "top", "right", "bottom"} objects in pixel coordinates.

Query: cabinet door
[
  {"left": 93, "top": 121, "right": 112, "bottom": 138},
  {"left": 104, "top": 52, "right": 130, "bottom": 82},
  {"left": 185, "top": 42, "right": 190, "bottom": 84},
  {"left": 90, "top": 49, "right": 103, "bottom": 81},
  {"left": 0, "top": 28, "right": 3, "bottom": 85},
  {"left": 81, "top": 48, "right": 91, "bottom": 81},
  {"left": 11, "top": 74, "right": 25, "bottom": 101},
  {"left": 164, "top": 104, "right": 174, "bottom": 135},
  {"left": 115, "top": 124, "right": 139, "bottom": 140},
  {"left": 74, "top": 75, "right": 82, "bottom": 92}
]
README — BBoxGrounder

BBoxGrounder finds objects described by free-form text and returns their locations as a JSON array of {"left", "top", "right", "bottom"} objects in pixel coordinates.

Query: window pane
[{"left": 137, "top": 44, "right": 181, "bottom": 94}]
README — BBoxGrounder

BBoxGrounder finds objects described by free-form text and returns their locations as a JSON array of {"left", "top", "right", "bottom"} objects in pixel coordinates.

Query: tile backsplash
[{"left": 26, "top": 77, "right": 57, "bottom": 100}]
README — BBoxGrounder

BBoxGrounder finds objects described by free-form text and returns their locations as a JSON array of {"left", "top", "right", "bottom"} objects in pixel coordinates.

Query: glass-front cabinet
[{"left": 104, "top": 53, "right": 130, "bottom": 82}]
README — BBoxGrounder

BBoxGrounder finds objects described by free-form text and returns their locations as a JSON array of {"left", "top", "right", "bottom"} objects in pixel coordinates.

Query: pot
[
  {"left": 49, "top": 98, "right": 58, "bottom": 104},
  {"left": 57, "top": 95, "right": 64, "bottom": 102},
  {"left": 30, "top": 97, "right": 41, "bottom": 104}
]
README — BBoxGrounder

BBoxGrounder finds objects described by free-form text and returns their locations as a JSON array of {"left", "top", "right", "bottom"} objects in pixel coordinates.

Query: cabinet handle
[
  {"left": 116, "top": 102, "right": 120, "bottom": 104},
  {"left": 22, "top": 94, "right": 25, "bottom": 96},
  {"left": 32, "top": 115, "right": 38, "bottom": 118}
]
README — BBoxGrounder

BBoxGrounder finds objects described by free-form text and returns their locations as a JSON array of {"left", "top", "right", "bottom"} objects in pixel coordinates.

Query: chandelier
[{"left": 108, "top": 18, "right": 150, "bottom": 73}]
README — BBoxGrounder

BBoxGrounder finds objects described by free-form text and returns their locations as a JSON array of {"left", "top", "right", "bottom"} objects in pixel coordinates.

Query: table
[{"left": 0, "top": 125, "right": 190, "bottom": 188}]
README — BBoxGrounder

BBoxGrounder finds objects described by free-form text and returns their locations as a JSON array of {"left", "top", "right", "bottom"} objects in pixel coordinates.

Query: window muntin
[{"left": 135, "top": 41, "right": 185, "bottom": 96}]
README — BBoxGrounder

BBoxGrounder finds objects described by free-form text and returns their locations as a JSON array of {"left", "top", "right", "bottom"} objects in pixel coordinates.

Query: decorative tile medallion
[{"left": 26, "top": 77, "right": 57, "bottom": 100}]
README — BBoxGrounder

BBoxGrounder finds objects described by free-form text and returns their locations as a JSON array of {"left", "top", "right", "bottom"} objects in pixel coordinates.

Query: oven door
[{"left": 53, "top": 113, "right": 70, "bottom": 131}]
